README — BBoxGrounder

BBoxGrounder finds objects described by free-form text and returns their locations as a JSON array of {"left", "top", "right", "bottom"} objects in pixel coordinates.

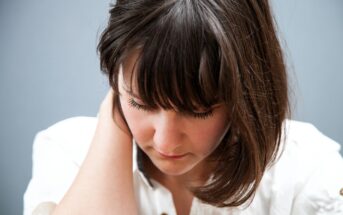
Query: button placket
[{"left": 152, "top": 180, "right": 177, "bottom": 215}]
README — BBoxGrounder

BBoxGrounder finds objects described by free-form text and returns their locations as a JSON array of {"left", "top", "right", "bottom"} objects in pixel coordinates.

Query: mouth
[{"left": 155, "top": 149, "right": 188, "bottom": 159}]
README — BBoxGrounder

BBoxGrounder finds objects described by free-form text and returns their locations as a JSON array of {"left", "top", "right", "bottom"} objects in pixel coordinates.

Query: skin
[
  {"left": 52, "top": 89, "right": 138, "bottom": 215},
  {"left": 118, "top": 50, "right": 231, "bottom": 189}
]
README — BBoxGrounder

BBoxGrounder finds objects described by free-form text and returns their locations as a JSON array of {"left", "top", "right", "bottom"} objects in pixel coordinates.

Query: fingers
[
  {"left": 98, "top": 88, "right": 132, "bottom": 137},
  {"left": 101, "top": 89, "right": 114, "bottom": 109}
]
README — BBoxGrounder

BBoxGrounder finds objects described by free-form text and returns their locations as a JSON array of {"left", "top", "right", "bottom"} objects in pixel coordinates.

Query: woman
[{"left": 24, "top": 0, "right": 343, "bottom": 214}]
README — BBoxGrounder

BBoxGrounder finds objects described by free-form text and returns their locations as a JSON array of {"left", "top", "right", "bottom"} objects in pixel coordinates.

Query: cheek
[
  {"left": 119, "top": 97, "right": 153, "bottom": 144},
  {"left": 189, "top": 116, "right": 229, "bottom": 155}
]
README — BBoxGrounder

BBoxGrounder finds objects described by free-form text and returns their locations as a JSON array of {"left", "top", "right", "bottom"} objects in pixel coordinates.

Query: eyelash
[
  {"left": 128, "top": 98, "right": 214, "bottom": 120},
  {"left": 128, "top": 98, "right": 147, "bottom": 111}
]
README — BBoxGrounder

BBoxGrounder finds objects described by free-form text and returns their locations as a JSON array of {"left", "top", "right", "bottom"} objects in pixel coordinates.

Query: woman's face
[{"left": 118, "top": 52, "right": 231, "bottom": 178}]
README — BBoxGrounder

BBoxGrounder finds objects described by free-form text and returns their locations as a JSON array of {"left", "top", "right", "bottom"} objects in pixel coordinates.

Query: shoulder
[
  {"left": 279, "top": 119, "right": 342, "bottom": 185},
  {"left": 35, "top": 116, "right": 98, "bottom": 166},
  {"left": 283, "top": 119, "right": 341, "bottom": 153},
  {"left": 284, "top": 119, "right": 343, "bottom": 214},
  {"left": 24, "top": 116, "right": 98, "bottom": 215},
  {"left": 40, "top": 116, "right": 98, "bottom": 141},
  {"left": 252, "top": 119, "right": 343, "bottom": 214},
  {"left": 265, "top": 119, "right": 341, "bottom": 183}
]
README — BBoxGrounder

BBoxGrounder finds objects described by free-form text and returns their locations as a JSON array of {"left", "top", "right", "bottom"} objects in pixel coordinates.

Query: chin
[{"left": 158, "top": 167, "right": 190, "bottom": 176}]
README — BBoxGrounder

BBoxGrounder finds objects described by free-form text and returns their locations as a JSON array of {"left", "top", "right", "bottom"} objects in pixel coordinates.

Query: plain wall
[{"left": 0, "top": 0, "right": 342, "bottom": 214}]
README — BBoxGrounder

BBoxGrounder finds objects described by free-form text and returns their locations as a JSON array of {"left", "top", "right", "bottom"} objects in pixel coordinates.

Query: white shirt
[{"left": 23, "top": 116, "right": 343, "bottom": 215}]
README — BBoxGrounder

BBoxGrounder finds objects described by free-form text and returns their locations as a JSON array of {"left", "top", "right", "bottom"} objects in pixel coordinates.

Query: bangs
[{"left": 121, "top": 1, "right": 223, "bottom": 112}]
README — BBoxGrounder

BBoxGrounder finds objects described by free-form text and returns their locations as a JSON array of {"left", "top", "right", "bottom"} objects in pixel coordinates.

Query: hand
[{"left": 97, "top": 88, "right": 132, "bottom": 139}]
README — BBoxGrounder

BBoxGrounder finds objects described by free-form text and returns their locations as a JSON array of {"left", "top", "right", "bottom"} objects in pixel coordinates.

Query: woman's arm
[{"left": 52, "top": 90, "right": 138, "bottom": 215}]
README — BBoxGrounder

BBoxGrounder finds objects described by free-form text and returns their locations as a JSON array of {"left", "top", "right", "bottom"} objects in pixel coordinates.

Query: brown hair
[{"left": 97, "top": 0, "right": 290, "bottom": 208}]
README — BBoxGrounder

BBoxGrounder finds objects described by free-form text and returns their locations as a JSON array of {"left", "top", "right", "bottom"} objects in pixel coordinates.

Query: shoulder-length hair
[{"left": 97, "top": 0, "right": 290, "bottom": 208}]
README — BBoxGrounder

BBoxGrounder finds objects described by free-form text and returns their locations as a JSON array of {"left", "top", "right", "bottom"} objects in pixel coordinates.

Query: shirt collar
[{"left": 133, "top": 143, "right": 155, "bottom": 188}]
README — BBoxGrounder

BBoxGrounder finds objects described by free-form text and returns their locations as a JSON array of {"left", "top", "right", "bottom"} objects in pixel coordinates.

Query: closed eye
[
  {"left": 128, "top": 98, "right": 152, "bottom": 112},
  {"left": 187, "top": 109, "right": 213, "bottom": 119},
  {"left": 128, "top": 98, "right": 214, "bottom": 120}
]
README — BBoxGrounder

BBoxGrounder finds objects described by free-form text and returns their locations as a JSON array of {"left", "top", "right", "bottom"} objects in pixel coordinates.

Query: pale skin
[
  {"left": 51, "top": 50, "right": 230, "bottom": 215},
  {"left": 52, "top": 89, "right": 138, "bottom": 215},
  {"left": 117, "top": 50, "right": 231, "bottom": 215}
]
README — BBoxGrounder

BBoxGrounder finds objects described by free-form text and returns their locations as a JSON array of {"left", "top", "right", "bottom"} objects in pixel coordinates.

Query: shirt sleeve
[
  {"left": 291, "top": 149, "right": 343, "bottom": 215},
  {"left": 23, "top": 130, "right": 81, "bottom": 215}
]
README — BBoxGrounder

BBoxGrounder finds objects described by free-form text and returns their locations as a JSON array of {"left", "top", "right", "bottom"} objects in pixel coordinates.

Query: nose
[{"left": 153, "top": 109, "right": 185, "bottom": 154}]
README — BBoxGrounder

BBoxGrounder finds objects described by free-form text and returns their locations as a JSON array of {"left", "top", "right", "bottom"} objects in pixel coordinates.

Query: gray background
[{"left": 0, "top": 0, "right": 342, "bottom": 214}]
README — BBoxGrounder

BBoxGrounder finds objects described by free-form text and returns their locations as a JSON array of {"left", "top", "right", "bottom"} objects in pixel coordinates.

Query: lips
[{"left": 156, "top": 149, "right": 187, "bottom": 159}]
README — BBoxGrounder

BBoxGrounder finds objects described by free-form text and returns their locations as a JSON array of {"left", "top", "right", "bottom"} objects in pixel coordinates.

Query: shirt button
[{"left": 340, "top": 188, "right": 343, "bottom": 196}]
